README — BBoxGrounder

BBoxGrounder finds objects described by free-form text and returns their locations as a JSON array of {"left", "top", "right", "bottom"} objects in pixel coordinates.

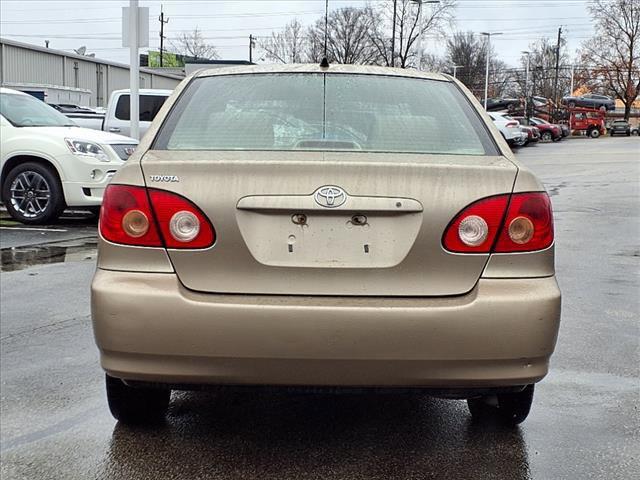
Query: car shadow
[{"left": 105, "top": 390, "right": 530, "bottom": 479}]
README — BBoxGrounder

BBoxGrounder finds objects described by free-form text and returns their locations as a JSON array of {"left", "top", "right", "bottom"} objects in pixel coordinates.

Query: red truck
[{"left": 567, "top": 107, "right": 606, "bottom": 138}]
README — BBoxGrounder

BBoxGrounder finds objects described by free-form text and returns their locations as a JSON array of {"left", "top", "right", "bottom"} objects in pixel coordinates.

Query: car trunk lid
[{"left": 141, "top": 150, "right": 517, "bottom": 296}]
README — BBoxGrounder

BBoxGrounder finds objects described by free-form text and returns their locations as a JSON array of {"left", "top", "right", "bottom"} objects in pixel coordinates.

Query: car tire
[
  {"left": 1, "top": 162, "right": 65, "bottom": 225},
  {"left": 541, "top": 131, "right": 552, "bottom": 142},
  {"left": 568, "top": 101, "right": 576, "bottom": 108},
  {"left": 589, "top": 128, "right": 600, "bottom": 138},
  {"left": 106, "top": 374, "right": 170, "bottom": 425},
  {"left": 467, "top": 384, "right": 535, "bottom": 426}
]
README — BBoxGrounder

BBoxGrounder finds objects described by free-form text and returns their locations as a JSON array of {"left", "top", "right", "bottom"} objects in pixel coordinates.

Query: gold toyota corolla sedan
[{"left": 91, "top": 64, "right": 561, "bottom": 426}]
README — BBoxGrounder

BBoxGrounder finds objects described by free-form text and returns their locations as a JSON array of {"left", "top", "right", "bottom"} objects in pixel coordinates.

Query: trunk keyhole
[{"left": 292, "top": 214, "right": 307, "bottom": 225}]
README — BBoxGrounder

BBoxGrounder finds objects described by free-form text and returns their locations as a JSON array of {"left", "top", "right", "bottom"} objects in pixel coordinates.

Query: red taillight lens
[
  {"left": 495, "top": 192, "right": 553, "bottom": 252},
  {"left": 506, "top": 121, "right": 519, "bottom": 128},
  {"left": 148, "top": 189, "right": 215, "bottom": 249},
  {"left": 442, "top": 192, "right": 554, "bottom": 254},
  {"left": 442, "top": 195, "right": 510, "bottom": 253},
  {"left": 100, "top": 185, "right": 162, "bottom": 247},
  {"left": 100, "top": 185, "right": 215, "bottom": 249}
]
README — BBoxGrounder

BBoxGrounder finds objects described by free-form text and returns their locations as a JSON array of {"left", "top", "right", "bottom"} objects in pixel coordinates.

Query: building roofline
[{"left": 0, "top": 37, "right": 183, "bottom": 80}]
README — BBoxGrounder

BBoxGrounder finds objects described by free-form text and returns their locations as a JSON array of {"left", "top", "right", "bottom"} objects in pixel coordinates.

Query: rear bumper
[{"left": 91, "top": 270, "right": 561, "bottom": 388}]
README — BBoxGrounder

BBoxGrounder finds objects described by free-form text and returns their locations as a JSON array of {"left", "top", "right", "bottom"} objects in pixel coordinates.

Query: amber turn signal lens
[
  {"left": 508, "top": 216, "right": 534, "bottom": 244},
  {"left": 122, "top": 209, "right": 150, "bottom": 238}
]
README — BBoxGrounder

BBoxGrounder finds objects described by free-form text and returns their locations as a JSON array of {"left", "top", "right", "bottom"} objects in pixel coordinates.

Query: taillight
[
  {"left": 494, "top": 192, "right": 553, "bottom": 252},
  {"left": 442, "top": 195, "right": 510, "bottom": 253},
  {"left": 147, "top": 189, "right": 215, "bottom": 249},
  {"left": 506, "top": 121, "right": 519, "bottom": 128},
  {"left": 100, "top": 185, "right": 162, "bottom": 247},
  {"left": 100, "top": 185, "right": 215, "bottom": 249},
  {"left": 442, "top": 192, "right": 553, "bottom": 253}
]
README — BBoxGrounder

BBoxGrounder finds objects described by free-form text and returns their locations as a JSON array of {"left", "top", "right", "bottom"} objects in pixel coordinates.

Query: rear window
[
  {"left": 154, "top": 74, "right": 497, "bottom": 155},
  {"left": 115, "top": 94, "right": 167, "bottom": 122}
]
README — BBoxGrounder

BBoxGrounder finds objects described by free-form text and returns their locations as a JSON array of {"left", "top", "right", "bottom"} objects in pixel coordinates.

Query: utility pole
[
  {"left": 552, "top": 26, "right": 562, "bottom": 113},
  {"left": 158, "top": 5, "right": 168, "bottom": 67},
  {"left": 391, "top": 0, "right": 397, "bottom": 67},
  {"left": 570, "top": 63, "right": 575, "bottom": 95},
  {"left": 412, "top": 0, "right": 440, "bottom": 71},
  {"left": 249, "top": 34, "right": 256, "bottom": 63},
  {"left": 480, "top": 31, "right": 502, "bottom": 109},
  {"left": 522, "top": 50, "right": 530, "bottom": 118}
]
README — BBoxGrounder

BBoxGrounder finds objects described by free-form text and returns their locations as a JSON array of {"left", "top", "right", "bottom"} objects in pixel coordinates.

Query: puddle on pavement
[{"left": 0, "top": 241, "right": 97, "bottom": 272}]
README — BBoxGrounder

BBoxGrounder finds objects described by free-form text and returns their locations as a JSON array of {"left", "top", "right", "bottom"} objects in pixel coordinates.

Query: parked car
[
  {"left": 519, "top": 125, "right": 540, "bottom": 145},
  {"left": 484, "top": 98, "right": 521, "bottom": 112},
  {"left": 49, "top": 103, "right": 97, "bottom": 114},
  {"left": 0, "top": 88, "right": 138, "bottom": 224},
  {"left": 92, "top": 64, "right": 561, "bottom": 427},
  {"left": 70, "top": 89, "right": 172, "bottom": 138},
  {"left": 561, "top": 94, "right": 615, "bottom": 111},
  {"left": 515, "top": 116, "right": 562, "bottom": 142},
  {"left": 609, "top": 119, "right": 631, "bottom": 136},
  {"left": 487, "top": 112, "right": 527, "bottom": 146},
  {"left": 632, "top": 125, "right": 639, "bottom": 136},
  {"left": 557, "top": 122, "right": 570, "bottom": 137}
]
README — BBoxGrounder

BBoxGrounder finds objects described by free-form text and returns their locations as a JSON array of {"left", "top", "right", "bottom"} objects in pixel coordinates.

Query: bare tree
[
  {"left": 517, "top": 37, "right": 571, "bottom": 101},
  {"left": 171, "top": 27, "right": 219, "bottom": 60},
  {"left": 420, "top": 51, "right": 448, "bottom": 72},
  {"left": 368, "top": 0, "right": 456, "bottom": 68},
  {"left": 579, "top": 0, "right": 640, "bottom": 119},
  {"left": 260, "top": 19, "right": 306, "bottom": 64},
  {"left": 444, "top": 31, "right": 488, "bottom": 96},
  {"left": 307, "top": 7, "right": 379, "bottom": 64}
]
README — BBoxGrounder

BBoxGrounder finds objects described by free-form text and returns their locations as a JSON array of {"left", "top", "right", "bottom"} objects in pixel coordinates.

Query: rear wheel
[
  {"left": 1, "top": 162, "right": 65, "bottom": 225},
  {"left": 541, "top": 131, "right": 552, "bottom": 142},
  {"left": 106, "top": 374, "right": 170, "bottom": 425},
  {"left": 467, "top": 384, "right": 535, "bottom": 426}
]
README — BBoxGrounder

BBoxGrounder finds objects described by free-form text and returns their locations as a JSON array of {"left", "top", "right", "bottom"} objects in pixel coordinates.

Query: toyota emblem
[{"left": 314, "top": 186, "right": 347, "bottom": 208}]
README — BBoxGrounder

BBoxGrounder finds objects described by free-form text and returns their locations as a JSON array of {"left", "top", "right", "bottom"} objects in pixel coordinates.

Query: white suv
[
  {"left": 488, "top": 112, "right": 527, "bottom": 147},
  {"left": 0, "top": 88, "right": 138, "bottom": 224}
]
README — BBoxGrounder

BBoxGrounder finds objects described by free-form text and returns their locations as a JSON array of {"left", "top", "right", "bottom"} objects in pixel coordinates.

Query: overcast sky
[{"left": 0, "top": 0, "right": 595, "bottom": 67}]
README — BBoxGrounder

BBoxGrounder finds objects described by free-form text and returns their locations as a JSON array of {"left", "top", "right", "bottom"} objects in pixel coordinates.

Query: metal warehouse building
[{"left": 0, "top": 37, "right": 182, "bottom": 107}]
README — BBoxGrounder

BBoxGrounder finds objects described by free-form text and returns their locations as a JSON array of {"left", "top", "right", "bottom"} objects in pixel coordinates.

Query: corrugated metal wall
[
  {"left": 0, "top": 39, "right": 181, "bottom": 107},
  {"left": 3, "top": 44, "right": 64, "bottom": 85}
]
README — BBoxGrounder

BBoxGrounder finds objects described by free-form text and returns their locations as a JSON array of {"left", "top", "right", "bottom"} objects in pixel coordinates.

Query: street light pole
[
  {"left": 522, "top": 50, "right": 530, "bottom": 118},
  {"left": 412, "top": 0, "right": 439, "bottom": 71},
  {"left": 129, "top": 0, "right": 139, "bottom": 140},
  {"left": 480, "top": 31, "right": 502, "bottom": 109}
]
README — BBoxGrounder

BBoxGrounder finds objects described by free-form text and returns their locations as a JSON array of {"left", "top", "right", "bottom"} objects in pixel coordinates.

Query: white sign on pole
[{"left": 122, "top": 7, "right": 149, "bottom": 48}]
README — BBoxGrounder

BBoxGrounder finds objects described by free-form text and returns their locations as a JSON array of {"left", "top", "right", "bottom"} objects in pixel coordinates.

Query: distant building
[{"left": 0, "top": 37, "right": 182, "bottom": 107}]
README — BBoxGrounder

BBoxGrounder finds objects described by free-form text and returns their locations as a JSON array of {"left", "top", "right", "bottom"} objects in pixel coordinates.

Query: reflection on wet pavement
[
  {"left": 0, "top": 241, "right": 97, "bottom": 272},
  {"left": 102, "top": 391, "right": 531, "bottom": 480}
]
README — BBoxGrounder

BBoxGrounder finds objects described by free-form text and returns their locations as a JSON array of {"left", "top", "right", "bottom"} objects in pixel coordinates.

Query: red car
[
  {"left": 520, "top": 125, "right": 540, "bottom": 145},
  {"left": 514, "top": 117, "right": 562, "bottom": 142}
]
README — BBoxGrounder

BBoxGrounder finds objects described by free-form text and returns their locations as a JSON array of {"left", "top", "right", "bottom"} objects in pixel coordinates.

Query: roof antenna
[{"left": 320, "top": 0, "right": 330, "bottom": 68}]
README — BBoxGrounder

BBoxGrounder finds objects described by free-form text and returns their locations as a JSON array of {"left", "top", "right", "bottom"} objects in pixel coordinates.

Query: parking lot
[{"left": 0, "top": 136, "right": 638, "bottom": 480}]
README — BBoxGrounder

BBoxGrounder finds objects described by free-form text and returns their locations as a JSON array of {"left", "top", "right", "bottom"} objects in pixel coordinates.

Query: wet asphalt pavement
[{"left": 1, "top": 136, "right": 638, "bottom": 480}]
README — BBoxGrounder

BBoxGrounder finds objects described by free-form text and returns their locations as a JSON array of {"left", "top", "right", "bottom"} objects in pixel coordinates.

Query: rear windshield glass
[
  {"left": 115, "top": 95, "right": 167, "bottom": 122},
  {"left": 154, "top": 74, "right": 496, "bottom": 155}
]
